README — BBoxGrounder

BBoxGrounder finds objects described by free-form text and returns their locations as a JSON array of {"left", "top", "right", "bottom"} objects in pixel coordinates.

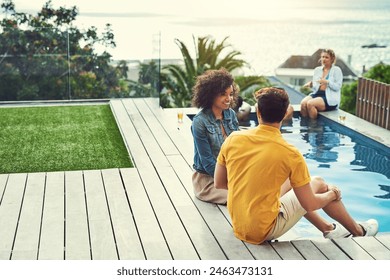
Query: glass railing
[{"left": 0, "top": 27, "right": 162, "bottom": 102}]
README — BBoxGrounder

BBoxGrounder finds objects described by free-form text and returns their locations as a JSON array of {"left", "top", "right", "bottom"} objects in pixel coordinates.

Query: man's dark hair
[
  {"left": 232, "top": 96, "right": 243, "bottom": 112},
  {"left": 192, "top": 68, "right": 236, "bottom": 109},
  {"left": 255, "top": 87, "right": 290, "bottom": 123}
]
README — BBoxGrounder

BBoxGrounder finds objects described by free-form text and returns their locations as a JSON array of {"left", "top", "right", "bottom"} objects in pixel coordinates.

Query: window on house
[{"left": 290, "top": 78, "right": 306, "bottom": 86}]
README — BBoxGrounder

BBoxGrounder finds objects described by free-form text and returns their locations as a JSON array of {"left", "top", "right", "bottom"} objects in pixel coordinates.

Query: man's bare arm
[
  {"left": 214, "top": 163, "right": 228, "bottom": 190},
  {"left": 293, "top": 183, "right": 338, "bottom": 212}
]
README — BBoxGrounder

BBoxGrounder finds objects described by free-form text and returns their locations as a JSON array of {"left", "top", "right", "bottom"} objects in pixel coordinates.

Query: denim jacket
[{"left": 191, "top": 108, "right": 239, "bottom": 177}]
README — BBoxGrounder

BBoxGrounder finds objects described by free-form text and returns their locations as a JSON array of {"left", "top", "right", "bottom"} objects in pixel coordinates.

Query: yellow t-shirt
[{"left": 217, "top": 124, "right": 311, "bottom": 244}]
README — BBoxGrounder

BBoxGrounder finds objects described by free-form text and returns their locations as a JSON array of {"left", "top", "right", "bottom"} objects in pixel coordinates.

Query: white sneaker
[
  {"left": 324, "top": 222, "right": 352, "bottom": 239},
  {"left": 359, "top": 219, "right": 379, "bottom": 236}
]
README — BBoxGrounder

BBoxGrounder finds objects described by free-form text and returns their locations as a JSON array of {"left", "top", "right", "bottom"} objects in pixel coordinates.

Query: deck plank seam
[
  {"left": 120, "top": 99, "right": 170, "bottom": 169},
  {"left": 353, "top": 238, "right": 387, "bottom": 260},
  {"left": 127, "top": 169, "right": 174, "bottom": 260},
  {"left": 143, "top": 99, "right": 193, "bottom": 166},
  {"left": 36, "top": 172, "right": 48, "bottom": 260},
  {"left": 331, "top": 239, "right": 357, "bottom": 260},
  {"left": 99, "top": 170, "right": 121, "bottom": 260},
  {"left": 375, "top": 236, "right": 390, "bottom": 250},
  {"left": 295, "top": 240, "right": 329, "bottom": 260},
  {"left": 119, "top": 168, "right": 174, "bottom": 260},
  {"left": 164, "top": 159, "right": 228, "bottom": 260},
  {"left": 355, "top": 239, "right": 373, "bottom": 259},
  {"left": 147, "top": 109, "right": 249, "bottom": 259},
  {"left": 268, "top": 241, "right": 294, "bottom": 260},
  {"left": 0, "top": 174, "right": 10, "bottom": 206},
  {"left": 216, "top": 205, "right": 233, "bottom": 226},
  {"left": 117, "top": 169, "right": 147, "bottom": 260},
  {"left": 133, "top": 99, "right": 180, "bottom": 157},
  {"left": 81, "top": 171, "right": 93, "bottom": 260},
  {"left": 63, "top": 171, "right": 67, "bottom": 260},
  {"left": 165, "top": 156, "right": 258, "bottom": 260},
  {"left": 115, "top": 100, "right": 176, "bottom": 259},
  {"left": 109, "top": 101, "right": 137, "bottom": 168},
  {"left": 265, "top": 241, "right": 284, "bottom": 260},
  {"left": 9, "top": 173, "right": 28, "bottom": 260},
  {"left": 119, "top": 100, "right": 175, "bottom": 260},
  {"left": 154, "top": 120, "right": 254, "bottom": 258},
  {"left": 154, "top": 171, "right": 202, "bottom": 260},
  {"left": 309, "top": 240, "right": 332, "bottom": 260},
  {"left": 288, "top": 242, "right": 308, "bottom": 260},
  {"left": 122, "top": 100, "right": 202, "bottom": 260},
  {"left": 214, "top": 204, "right": 262, "bottom": 260}
]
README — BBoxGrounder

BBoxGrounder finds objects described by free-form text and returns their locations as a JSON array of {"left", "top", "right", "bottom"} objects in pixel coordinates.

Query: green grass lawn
[{"left": 0, "top": 104, "right": 133, "bottom": 174}]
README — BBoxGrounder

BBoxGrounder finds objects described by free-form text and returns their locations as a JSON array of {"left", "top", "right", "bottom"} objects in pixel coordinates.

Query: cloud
[{"left": 80, "top": 12, "right": 169, "bottom": 18}]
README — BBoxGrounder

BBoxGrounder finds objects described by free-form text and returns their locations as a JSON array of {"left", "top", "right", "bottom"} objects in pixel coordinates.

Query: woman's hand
[{"left": 317, "top": 78, "right": 328, "bottom": 86}]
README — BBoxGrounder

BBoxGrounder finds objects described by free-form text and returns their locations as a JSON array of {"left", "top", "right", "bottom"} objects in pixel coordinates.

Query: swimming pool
[{"left": 275, "top": 115, "right": 390, "bottom": 238}]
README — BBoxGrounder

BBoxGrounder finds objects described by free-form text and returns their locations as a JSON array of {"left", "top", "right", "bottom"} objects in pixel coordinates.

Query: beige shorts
[
  {"left": 265, "top": 189, "right": 307, "bottom": 241},
  {"left": 192, "top": 171, "right": 227, "bottom": 204}
]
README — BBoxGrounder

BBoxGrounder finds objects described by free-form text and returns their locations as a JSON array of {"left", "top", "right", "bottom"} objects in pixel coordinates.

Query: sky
[
  {"left": 11, "top": 0, "right": 319, "bottom": 17},
  {"left": 10, "top": 0, "right": 379, "bottom": 21}
]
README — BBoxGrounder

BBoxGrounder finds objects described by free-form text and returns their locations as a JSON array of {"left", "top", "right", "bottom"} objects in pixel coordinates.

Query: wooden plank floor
[{"left": 0, "top": 97, "right": 389, "bottom": 260}]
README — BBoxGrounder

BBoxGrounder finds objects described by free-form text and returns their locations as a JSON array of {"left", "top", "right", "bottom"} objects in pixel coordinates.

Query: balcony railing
[{"left": 356, "top": 77, "right": 390, "bottom": 130}]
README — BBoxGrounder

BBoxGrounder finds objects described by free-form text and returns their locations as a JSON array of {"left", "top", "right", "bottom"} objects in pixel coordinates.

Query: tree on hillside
[
  {"left": 127, "top": 60, "right": 160, "bottom": 97},
  {"left": 0, "top": 0, "right": 127, "bottom": 101},
  {"left": 363, "top": 62, "right": 390, "bottom": 84},
  {"left": 340, "top": 62, "right": 390, "bottom": 114},
  {"left": 340, "top": 81, "right": 358, "bottom": 114},
  {"left": 160, "top": 36, "right": 268, "bottom": 108}
]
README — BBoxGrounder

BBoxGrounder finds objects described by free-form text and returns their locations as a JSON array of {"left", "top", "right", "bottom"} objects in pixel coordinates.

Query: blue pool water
[{"left": 276, "top": 116, "right": 390, "bottom": 237}]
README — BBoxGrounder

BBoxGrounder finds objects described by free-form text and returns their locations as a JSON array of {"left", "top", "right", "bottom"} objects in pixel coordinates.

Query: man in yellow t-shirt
[{"left": 215, "top": 87, "right": 378, "bottom": 244}]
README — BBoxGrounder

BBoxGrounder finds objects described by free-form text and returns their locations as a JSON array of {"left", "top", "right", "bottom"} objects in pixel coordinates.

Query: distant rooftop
[{"left": 267, "top": 76, "right": 306, "bottom": 105}]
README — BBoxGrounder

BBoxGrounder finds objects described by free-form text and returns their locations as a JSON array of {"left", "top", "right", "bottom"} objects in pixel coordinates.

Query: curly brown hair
[{"left": 192, "top": 68, "right": 236, "bottom": 109}]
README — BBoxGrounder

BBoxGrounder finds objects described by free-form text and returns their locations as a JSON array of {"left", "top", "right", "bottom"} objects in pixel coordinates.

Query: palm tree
[
  {"left": 234, "top": 75, "right": 271, "bottom": 105},
  {"left": 160, "top": 36, "right": 248, "bottom": 108},
  {"left": 196, "top": 36, "right": 246, "bottom": 72}
]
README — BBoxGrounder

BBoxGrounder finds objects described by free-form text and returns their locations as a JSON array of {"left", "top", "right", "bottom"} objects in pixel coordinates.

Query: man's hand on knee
[{"left": 328, "top": 185, "right": 342, "bottom": 201}]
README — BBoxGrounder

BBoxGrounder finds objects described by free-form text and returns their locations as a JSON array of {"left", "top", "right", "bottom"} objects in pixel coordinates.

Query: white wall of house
[{"left": 274, "top": 68, "right": 314, "bottom": 90}]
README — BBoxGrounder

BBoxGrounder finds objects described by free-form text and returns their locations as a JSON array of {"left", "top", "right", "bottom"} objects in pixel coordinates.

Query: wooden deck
[{"left": 0, "top": 97, "right": 389, "bottom": 260}]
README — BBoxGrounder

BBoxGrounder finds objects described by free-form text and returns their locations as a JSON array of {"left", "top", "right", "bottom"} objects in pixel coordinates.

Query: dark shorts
[{"left": 309, "top": 90, "right": 338, "bottom": 111}]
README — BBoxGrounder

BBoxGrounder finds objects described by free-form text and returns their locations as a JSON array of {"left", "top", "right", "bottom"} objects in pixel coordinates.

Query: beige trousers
[
  {"left": 265, "top": 189, "right": 307, "bottom": 241},
  {"left": 192, "top": 171, "right": 227, "bottom": 205}
]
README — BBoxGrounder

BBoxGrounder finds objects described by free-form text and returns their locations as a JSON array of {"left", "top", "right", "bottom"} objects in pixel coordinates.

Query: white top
[{"left": 311, "top": 65, "right": 343, "bottom": 106}]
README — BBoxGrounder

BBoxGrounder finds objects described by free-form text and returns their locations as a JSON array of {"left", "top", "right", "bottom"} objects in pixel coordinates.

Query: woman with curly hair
[{"left": 191, "top": 68, "right": 239, "bottom": 204}]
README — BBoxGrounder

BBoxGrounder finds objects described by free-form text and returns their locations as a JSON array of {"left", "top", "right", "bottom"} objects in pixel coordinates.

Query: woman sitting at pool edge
[
  {"left": 300, "top": 49, "right": 343, "bottom": 119},
  {"left": 191, "top": 68, "right": 239, "bottom": 204}
]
